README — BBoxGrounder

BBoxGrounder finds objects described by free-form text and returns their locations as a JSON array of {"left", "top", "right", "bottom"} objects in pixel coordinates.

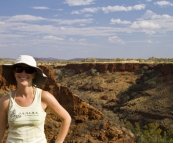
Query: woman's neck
[{"left": 15, "top": 86, "right": 35, "bottom": 97}]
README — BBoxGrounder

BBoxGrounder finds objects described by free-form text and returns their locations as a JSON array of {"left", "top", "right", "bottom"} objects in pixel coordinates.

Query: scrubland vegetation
[{"left": 1, "top": 57, "right": 173, "bottom": 65}]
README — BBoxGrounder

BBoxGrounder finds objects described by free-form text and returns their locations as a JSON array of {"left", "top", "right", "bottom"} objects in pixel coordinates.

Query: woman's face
[{"left": 13, "top": 64, "right": 36, "bottom": 86}]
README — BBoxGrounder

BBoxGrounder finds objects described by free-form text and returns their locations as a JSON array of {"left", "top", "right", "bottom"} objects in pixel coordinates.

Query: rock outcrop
[
  {"left": 65, "top": 63, "right": 173, "bottom": 75},
  {"left": 65, "top": 63, "right": 141, "bottom": 73}
]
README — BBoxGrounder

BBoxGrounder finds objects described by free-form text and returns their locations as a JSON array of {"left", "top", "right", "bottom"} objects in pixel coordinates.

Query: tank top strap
[
  {"left": 8, "top": 90, "right": 14, "bottom": 108},
  {"left": 34, "top": 88, "right": 42, "bottom": 104},
  {"left": 8, "top": 90, "right": 12, "bottom": 98}
]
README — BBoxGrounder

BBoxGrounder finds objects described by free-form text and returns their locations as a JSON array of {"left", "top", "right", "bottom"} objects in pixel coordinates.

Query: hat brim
[{"left": 2, "top": 63, "right": 47, "bottom": 86}]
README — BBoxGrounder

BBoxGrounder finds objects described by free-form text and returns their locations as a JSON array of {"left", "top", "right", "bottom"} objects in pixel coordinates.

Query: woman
[{"left": 0, "top": 55, "right": 71, "bottom": 143}]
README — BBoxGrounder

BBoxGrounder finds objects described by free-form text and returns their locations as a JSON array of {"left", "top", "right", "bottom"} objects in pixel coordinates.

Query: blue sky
[{"left": 0, "top": 0, "right": 173, "bottom": 59}]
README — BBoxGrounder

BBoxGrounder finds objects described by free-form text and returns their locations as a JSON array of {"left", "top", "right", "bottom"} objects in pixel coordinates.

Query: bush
[
  {"left": 147, "top": 81, "right": 157, "bottom": 88},
  {"left": 95, "top": 72, "right": 100, "bottom": 76},
  {"left": 142, "top": 66, "right": 149, "bottom": 71},
  {"left": 90, "top": 68, "right": 97, "bottom": 76},
  {"left": 112, "top": 74, "right": 118, "bottom": 82},
  {"left": 125, "top": 122, "right": 173, "bottom": 143},
  {"left": 54, "top": 69, "right": 62, "bottom": 76}
]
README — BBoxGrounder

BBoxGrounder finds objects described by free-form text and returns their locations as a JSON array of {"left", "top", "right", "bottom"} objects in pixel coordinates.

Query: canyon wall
[{"left": 65, "top": 63, "right": 173, "bottom": 75}]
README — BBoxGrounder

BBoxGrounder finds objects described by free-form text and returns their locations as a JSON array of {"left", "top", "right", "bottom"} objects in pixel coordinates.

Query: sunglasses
[{"left": 14, "top": 66, "right": 36, "bottom": 74}]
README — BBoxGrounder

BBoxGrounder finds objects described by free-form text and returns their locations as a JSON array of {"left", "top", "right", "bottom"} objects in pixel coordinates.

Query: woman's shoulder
[
  {"left": 41, "top": 89, "right": 52, "bottom": 98},
  {"left": 0, "top": 91, "right": 12, "bottom": 111},
  {"left": 0, "top": 91, "right": 11, "bottom": 102},
  {"left": 36, "top": 88, "right": 49, "bottom": 94},
  {"left": 40, "top": 89, "right": 56, "bottom": 102},
  {"left": 0, "top": 89, "right": 16, "bottom": 102}
]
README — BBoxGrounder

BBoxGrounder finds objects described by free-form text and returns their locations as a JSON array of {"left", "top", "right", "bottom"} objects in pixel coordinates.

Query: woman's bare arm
[
  {"left": 0, "top": 95, "right": 9, "bottom": 142},
  {"left": 42, "top": 91, "right": 71, "bottom": 143}
]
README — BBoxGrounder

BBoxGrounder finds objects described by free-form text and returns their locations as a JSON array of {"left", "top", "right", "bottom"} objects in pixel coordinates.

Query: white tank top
[{"left": 7, "top": 88, "right": 47, "bottom": 143}]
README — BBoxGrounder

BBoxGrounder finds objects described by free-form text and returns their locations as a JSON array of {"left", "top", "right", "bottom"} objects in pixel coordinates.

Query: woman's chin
[{"left": 18, "top": 81, "right": 31, "bottom": 86}]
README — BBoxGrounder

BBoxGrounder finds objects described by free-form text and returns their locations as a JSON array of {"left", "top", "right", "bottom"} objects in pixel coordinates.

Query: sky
[{"left": 0, "top": 0, "right": 173, "bottom": 60}]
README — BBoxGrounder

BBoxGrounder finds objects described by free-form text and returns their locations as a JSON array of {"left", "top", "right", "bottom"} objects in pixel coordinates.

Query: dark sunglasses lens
[
  {"left": 15, "top": 66, "right": 23, "bottom": 73},
  {"left": 15, "top": 66, "right": 35, "bottom": 74},
  {"left": 25, "top": 67, "right": 35, "bottom": 74}
]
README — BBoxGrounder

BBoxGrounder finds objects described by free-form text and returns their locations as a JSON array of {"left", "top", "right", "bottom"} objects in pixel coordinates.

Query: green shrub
[
  {"left": 95, "top": 72, "right": 100, "bottom": 76},
  {"left": 147, "top": 81, "right": 157, "bottom": 88},
  {"left": 90, "top": 68, "right": 97, "bottom": 76},
  {"left": 54, "top": 69, "right": 62, "bottom": 76},
  {"left": 143, "top": 76, "right": 148, "bottom": 81},
  {"left": 106, "top": 70, "right": 111, "bottom": 75},
  {"left": 125, "top": 122, "right": 173, "bottom": 143},
  {"left": 142, "top": 66, "right": 149, "bottom": 71},
  {"left": 130, "top": 92, "right": 138, "bottom": 98},
  {"left": 88, "top": 79, "right": 92, "bottom": 84},
  {"left": 112, "top": 74, "right": 118, "bottom": 82}
]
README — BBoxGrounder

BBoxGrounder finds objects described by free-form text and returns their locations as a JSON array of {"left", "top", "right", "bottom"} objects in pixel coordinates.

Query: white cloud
[
  {"left": 141, "top": 10, "right": 172, "bottom": 19},
  {"left": 56, "top": 18, "right": 93, "bottom": 25},
  {"left": 108, "top": 36, "right": 125, "bottom": 44},
  {"left": 154, "top": 1, "right": 173, "bottom": 7},
  {"left": 55, "top": 9, "right": 63, "bottom": 11},
  {"left": 32, "top": 6, "right": 49, "bottom": 10},
  {"left": 80, "top": 23, "right": 86, "bottom": 26},
  {"left": 71, "top": 4, "right": 145, "bottom": 15},
  {"left": 136, "top": 10, "right": 173, "bottom": 33},
  {"left": 147, "top": 40, "right": 153, "bottom": 43},
  {"left": 8, "top": 15, "right": 46, "bottom": 22},
  {"left": 146, "top": 0, "right": 152, "bottom": 2},
  {"left": 0, "top": 44, "right": 8, "bottom": 47},
  {"left": 65, "top": 0, "right": 95, "bottom": 6},
  {"left": 2, "top": 15, "right": 95, "bottom": 26},
  {"left": 131, "top": 21, "right": 160, "bottom": 29},
  {"left": 43, "top": 35, "right": 64, "bottom": 40},
  {"left": 71, "top": 11, "right": 80, "bottom": 15},
  {"left": 101, "top": 4, "right": 146, "bottom": 13},
  {"left": 79, "top": 39, "right": 85, "bottom": 42},
  {"left": 72, "top": 4, "right": 146, "bottom": 15},
  {"left": 69, "top": 38, "right": 76, "bottom": 41},
  {"left": 60, "top": 27, "right": 66, "bottom": 30},
  {"left": 133, "top": 4, "right": 146, "bottom": 10},
  {"left": 0, "top": 21, "right": 5, "bottom": 24},
  {"left": 143, "top": 30, "right": 156, "bottom": 35},
  {"left": 84, "top": 14, "right": 93, "bottom": 17},
  {"left": 110, "top": 18, "right": 131, "bottom": 24},
  {"left": 71, "top": 7, "right": 99, "bottom": 14}
]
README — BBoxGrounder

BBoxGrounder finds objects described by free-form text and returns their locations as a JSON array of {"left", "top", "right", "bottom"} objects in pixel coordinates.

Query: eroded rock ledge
[{"left": 65, "top": 63, "right": 173, "bottom": 75}]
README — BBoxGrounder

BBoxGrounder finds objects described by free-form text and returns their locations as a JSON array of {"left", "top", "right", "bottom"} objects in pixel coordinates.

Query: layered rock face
[
  {"left": 65, "top": 63, "right": 173, "bottom": 75},
  {"left": 0, "top": 65, "right": 135, "bottom": 143},
  {"left": 65, "top": 63, "right": 141, "bottom": 73}
]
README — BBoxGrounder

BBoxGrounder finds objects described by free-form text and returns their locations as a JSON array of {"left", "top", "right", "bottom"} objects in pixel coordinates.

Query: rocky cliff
[
  {"left": 65, "top": 63, "right": 173, "bottom": 75},
  {"left": 56, "top": 63, "right": 173, "bottom": 139}
]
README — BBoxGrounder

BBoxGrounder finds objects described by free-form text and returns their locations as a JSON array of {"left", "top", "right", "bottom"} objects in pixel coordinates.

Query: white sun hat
[{"left": 2, "top": 55, "right": 47, "bottom": 86}]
